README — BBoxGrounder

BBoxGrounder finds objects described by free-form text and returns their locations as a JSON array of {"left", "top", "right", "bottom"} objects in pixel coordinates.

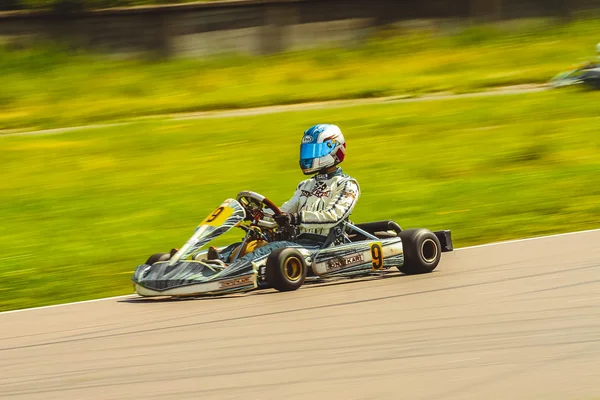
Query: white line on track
[
  {"left": 1, "top": 227, "right": 598, "bottom": 315},
  {"left": 0, "top": 294, "right": 135, "bottom": 315},
  {"left": 0, "top": 86, "right": 548, "bottom": 139},
  {"left": 452, "top": 228, "right": 600, "bottom": 251},
  {"left": 1, "top": 123, "right": 128, "bottom": 138}
]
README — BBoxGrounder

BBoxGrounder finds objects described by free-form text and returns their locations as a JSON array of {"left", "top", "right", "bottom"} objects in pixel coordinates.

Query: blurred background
[{"left": 1, "top": 0, "right": 599, "bottom": 311}]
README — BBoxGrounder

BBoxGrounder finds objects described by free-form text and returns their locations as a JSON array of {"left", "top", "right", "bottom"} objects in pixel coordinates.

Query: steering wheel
[{"left": 236, "top": 191, "right": 282, "bottom": 223}]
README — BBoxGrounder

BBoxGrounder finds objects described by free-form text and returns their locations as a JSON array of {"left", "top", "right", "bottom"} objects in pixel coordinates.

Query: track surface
[{"left": 1, "top": 230, "right": 599, "bottom": 400}]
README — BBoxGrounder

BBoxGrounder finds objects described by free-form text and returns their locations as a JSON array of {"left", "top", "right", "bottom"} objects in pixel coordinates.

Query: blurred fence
[{"left": 1, "top": 0, "right": 599, "bottom": 57}]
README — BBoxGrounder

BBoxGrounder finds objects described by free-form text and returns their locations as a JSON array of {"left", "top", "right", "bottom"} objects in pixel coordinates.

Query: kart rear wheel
[
  {"left": 397, "top": 229, "right": 442, "bottom": 275},
  {"left": 265, "top": 248, "right": 307, "bottom": 292},
  {"left": 145, "top": 253, "right": 171, "bottom": 265}
]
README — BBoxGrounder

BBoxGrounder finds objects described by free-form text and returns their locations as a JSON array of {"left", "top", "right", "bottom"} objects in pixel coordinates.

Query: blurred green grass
[
  {"left": 1, "top": 89, "right": 599, "bottom": 311},
  {"left": 2, "top": 17, "right": 600, "bottom": 131}
]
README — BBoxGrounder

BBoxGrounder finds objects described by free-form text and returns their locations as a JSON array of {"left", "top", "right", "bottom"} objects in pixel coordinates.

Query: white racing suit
[
  {"left": 210, "top": 168, "right": 359, "bottom": 262},
  {"left": 279, "top": 168, "right": 360, "bottom": 237}
]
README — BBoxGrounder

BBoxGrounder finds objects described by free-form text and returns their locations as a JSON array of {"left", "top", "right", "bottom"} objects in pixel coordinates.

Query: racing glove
[{"left": 273, "top": 212, "right": 300, "bottom": 226}]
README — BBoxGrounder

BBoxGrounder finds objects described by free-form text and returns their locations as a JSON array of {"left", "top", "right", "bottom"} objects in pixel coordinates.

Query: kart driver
[
  {"left": 273, "top": 123, "right": 360, "bottom": 235},
  {"left": 206, "top": 124, "right": 360, "bottom": 261}
]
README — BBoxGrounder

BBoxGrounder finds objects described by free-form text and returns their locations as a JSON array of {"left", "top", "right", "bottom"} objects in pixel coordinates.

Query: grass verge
[
  {"left": 2, "top": 17, "right": 600, "bottom": 130},
  {"left": 1, "top": 89, "right": 599, "bottom": 311}
]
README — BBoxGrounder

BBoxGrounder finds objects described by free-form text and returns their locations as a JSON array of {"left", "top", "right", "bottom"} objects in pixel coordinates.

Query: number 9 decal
[
  {"left": 370, "top": 242, "right": 384, "bottom": 270},
  {"left": 206, "top": 207, "right": 224, "bottom": 223}
]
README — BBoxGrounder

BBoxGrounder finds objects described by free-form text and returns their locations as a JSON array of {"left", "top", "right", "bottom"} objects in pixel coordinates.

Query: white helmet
[{"left": 299, "top": 124, "right": 347, "bottom": 175}]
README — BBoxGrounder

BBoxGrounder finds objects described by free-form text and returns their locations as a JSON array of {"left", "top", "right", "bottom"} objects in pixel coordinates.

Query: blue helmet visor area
[
  {"left": 300, "top": 159, "right": 313, "bottom": 170},
  {"left": 300, "top": 141, "right": 333, "bottom": 160}
]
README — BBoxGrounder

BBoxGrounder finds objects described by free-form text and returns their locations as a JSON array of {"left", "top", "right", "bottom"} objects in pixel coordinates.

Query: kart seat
[{"left": 348, "top": 220, "right": 402, "bottom": 241}]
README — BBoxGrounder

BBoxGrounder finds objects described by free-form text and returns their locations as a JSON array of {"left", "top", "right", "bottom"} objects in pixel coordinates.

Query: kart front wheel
[
  {"left": 397, "top": 229, "right": 442, "bottom": 275},
  {"left": 145, "top": 253, "right": 171, "bottom": 265},
  {"left": 265, "top": 248, "right": 307, "bottom": 292}
]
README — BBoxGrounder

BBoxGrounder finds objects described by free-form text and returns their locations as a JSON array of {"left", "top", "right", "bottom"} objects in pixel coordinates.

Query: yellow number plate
[
  {"left": 370, "top": 242, "right": 384, "bottom": 270},
  {"left": 199, "top": 205, "right": 235, "bottom": 227}
]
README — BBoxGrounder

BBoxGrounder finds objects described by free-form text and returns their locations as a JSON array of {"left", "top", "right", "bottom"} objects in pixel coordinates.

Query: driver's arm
[{"left": 299, "top": 179, "right": 360, "bottom": 229}]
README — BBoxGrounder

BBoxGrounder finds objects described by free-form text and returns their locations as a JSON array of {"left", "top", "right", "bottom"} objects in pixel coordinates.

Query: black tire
[
  {"left": 145, "top": 252, "right": 171, "bottom": 265},
  {"left": 265, "top": 248, "right": 307, "bottom": 292},
  {"left": 397, "top": 228, "right": 442, "bottom": 275},
  {"left": 582, "top": 76, "right": 600, "bottom": 90}
]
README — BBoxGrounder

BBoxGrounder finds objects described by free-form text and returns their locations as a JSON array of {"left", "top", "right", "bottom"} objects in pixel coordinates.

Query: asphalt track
[{"left": 1, "top": 229, "right": 599, "bottom": 400}]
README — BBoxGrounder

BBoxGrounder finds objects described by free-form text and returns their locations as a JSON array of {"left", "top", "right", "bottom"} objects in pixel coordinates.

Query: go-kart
[
  {"left": 550, "top": 62, "right": 600, "bottom": 89},
  {"left": 131, "top": 191, "right": 453, "bottom": 297}
]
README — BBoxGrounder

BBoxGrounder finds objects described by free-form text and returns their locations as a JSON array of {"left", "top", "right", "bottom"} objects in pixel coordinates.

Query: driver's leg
[
  {"left": 207, "top": 246, "right": 220, "bottom": 260},
  {"left": 204, "top": 240, "right": 269, "bottom": 263},
  {"left": 203, "top": 242, "right": 240, "bottom": 262}
]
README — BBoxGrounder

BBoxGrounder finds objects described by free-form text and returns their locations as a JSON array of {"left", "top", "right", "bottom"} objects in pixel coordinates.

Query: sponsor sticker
[
  {"left": 326, "top": 253, "right": 365, "bottom": 272},
  {"left": 218, "top": 275, "right": 254, "bottom": 289},
  {"left": 311, "top": 182, "right": 331, "bottom": 198},
  {"left": 302, "top": 135, "right": 313, "bottom": 144},
  {"left": 342, "top": 190, "right": 357, "bottom": 199},
  {"left": 300, "top": 183, "right": 331, "bottom": 198}
]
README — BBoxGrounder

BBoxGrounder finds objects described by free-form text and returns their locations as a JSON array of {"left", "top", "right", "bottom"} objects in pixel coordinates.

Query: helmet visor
[{"left": 300, "top": 142, "right": 333, "bottom": 160}]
